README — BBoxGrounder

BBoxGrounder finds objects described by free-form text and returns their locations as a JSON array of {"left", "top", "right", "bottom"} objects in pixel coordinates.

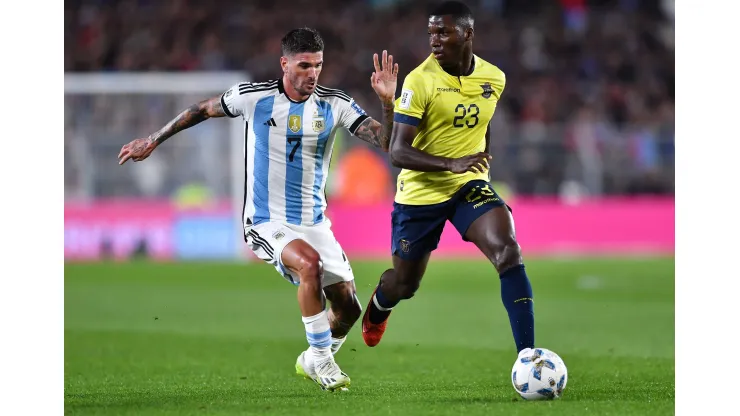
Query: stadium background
[{"left": 64, "top": 0, "right": 675, "bottom": 413}]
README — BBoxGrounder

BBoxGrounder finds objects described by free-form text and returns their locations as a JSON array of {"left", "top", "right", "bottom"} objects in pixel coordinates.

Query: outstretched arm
[
  {"left": 390, "top": 122, "right": 491, "bottom": 174},
  {"left": 118, "top": 95, "right": 226, "bottom": 165},
  {"left": 352, "top": 101, "right": 394, "bottom": 152}
]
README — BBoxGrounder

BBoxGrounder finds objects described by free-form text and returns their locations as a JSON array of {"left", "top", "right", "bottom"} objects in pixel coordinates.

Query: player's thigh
[
  {"left": 301, "top": 221, "right": 355, "bottom": 289},
  {"left": 245, "top": 222, "right": 307, "bottom": 286},
  {"left": 391, "top": 201, "right": 449, "bottom": 262},
  {"left": 449, "top": 180, "right": 511, "bottom": 242}
]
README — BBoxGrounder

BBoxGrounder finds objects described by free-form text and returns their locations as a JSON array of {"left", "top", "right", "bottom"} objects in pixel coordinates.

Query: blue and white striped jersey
[{"left": 221, "top": 78, "right": 370, "bottom": 228}]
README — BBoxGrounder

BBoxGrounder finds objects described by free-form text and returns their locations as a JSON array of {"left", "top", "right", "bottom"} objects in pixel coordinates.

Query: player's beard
[{"left": 291, "top": 77, "right": 316, "bottom": 97}]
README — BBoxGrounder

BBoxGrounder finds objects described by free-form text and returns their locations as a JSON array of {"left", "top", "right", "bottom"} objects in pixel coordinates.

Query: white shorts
[{"left": 244, "top": 219, "right": 355, "bottom": 288}]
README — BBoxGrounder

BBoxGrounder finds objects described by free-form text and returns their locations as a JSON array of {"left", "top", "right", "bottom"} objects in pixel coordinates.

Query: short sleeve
[
  {"left": 337, "top": 97, "right": 370, "bottom": 135},
  {"left": 393, "top": 71, "right": 429, "bottom": 127},
  {"left": 220, "top": 83, "right": 243, "bottom": 119}
]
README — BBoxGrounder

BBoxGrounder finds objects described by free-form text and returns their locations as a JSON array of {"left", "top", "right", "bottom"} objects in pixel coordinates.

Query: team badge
[
  {"left": 312, "top": 118, "right": 325, "bottom": 133},
  {"left": 288, "top": 115, "right": 302, "bottom": 133},
  {"left": 399, "top": 239, "right": 410, "bottom": 253},
  {"left": 480, "top": 82, "right": 494, "bottom": 99}
]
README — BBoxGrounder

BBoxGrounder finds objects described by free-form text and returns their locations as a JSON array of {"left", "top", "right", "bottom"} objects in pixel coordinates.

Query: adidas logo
[{"left": 263, "top": 118, "right": 277, "bottom": 127}]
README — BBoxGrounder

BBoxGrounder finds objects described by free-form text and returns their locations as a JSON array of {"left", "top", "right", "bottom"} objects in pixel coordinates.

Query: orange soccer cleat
[{"left": 361, "top": 288, "right": 392, "bottom": 347}]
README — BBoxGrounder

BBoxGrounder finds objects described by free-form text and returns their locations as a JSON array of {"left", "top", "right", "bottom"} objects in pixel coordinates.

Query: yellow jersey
[{"left": 393, "top": 53, "right": 506, "bottom": 205}]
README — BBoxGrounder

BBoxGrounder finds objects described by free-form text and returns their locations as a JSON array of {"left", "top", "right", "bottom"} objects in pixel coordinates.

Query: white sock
[
  {"left": 302, "top": 310, "right": 332, "bottom": 363},
  {"left": 331, "top": 336, "right": 346, "bottom": 355}
]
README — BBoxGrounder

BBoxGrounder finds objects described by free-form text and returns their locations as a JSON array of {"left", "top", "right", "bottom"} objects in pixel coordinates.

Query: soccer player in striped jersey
[{"left": 118, "top": 27, "right": 399, "bottom": 392}]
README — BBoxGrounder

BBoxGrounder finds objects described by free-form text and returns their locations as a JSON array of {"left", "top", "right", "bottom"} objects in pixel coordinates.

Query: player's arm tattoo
[
  {"left": 148, "top": 96, "right": 226, "bottom": 145},
  {"left": 353, "top": 102, "right": 393, "bottom": 151}
]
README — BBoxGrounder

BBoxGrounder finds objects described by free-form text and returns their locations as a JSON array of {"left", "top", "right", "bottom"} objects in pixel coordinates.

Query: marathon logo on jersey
[
  {"left": 350, "top": 100, "right": 367, "bottom": 116},
  {"left": 289, "top": 115, "right": 302, "bottom": 133},
  {"left": 399, "top": 89, "right": 414, "bottom": 110},
  {"left": 480, "top": 82, "right": 494, "bottom": 99}
]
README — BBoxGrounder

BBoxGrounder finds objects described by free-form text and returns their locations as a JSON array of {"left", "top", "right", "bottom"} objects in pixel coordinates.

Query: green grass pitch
[{"left": 65, "top": 257, "right": 674, "bottom": 415}]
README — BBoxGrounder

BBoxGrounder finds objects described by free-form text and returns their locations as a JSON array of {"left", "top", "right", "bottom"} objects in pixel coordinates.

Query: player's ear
[
  {"left": 465, "top": 28, "right": 474, "bottom": 42},
  {"left": 280, "top": 56, "right": 289, "bottom": 73}
]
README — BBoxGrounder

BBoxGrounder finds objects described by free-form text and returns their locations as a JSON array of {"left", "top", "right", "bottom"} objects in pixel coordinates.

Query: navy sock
[
  {"left": 368, "top": 284, "right": 398, "bottom": 324},
  {"left": 499, "top": 264, "right": 535, "bottom": 352}
]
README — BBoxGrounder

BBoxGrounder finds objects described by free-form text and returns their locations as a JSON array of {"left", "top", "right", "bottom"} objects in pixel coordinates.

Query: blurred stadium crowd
[{"left": 65, "top": 0, "right": 674, "bottom": 203}]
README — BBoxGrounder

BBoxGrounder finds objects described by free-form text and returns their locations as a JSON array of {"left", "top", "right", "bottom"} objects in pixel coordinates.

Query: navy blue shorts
[{"left": 391, "top": 180, "right": 510, "bottom": 260}]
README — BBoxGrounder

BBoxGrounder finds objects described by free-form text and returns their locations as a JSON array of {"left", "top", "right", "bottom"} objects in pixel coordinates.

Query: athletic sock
[
  {"left": 499, "top": 264, "right": 536, "bottom": 352},
  {"left": 368, "top": 285, "right": 398, "bottom": 324},
  {"left": 330, "top": 336, "right": 346, "bottom": 355},
  {"left": 302, "top": 310, "right": 332, "bottom": 363}
]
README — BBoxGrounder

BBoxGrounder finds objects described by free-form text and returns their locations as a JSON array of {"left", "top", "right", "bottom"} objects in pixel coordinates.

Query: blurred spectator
[{"left": 65, "top": 0, "right": 674, "bottom": 200}]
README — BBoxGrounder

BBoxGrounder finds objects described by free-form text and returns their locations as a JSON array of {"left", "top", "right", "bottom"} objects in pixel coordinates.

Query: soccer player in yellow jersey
[{"left": 362, "top": 1, "right": 537, "bottom": 359}]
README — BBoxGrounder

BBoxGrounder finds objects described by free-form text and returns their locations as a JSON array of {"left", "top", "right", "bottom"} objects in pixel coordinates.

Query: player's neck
[
  {"left": 443, "top": 51, "right": 475, "bottom": 77},
  {"left": 281, "top": 75, "right": 310, "bottom": 102}
]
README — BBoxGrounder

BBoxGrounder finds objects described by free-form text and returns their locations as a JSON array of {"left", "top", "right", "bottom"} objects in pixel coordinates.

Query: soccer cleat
[
  {"left": 295, "top": 351, "right": 317, "bottom": 381},
  {"left": 296, "top": 351, "right": 350, "bottom": 392},
  {"left": 313, "top": 358, "right": 351, "bottom": 392},
  {"left": 361, "top": 288, "right": 390, "bottom": 347}
]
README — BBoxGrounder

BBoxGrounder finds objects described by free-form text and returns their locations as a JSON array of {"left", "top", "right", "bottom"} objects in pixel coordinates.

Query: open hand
[{"left": 370, "top": 50, "right": 399, "bottom": 104}]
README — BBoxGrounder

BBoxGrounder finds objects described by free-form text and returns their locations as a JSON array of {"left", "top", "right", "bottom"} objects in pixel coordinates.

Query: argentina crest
[
  {"left": 312, "top": 117, "right": 325, "bottom": 133},
  {"left": 288, "top": 115, "right": 302, "bottom": 133}
]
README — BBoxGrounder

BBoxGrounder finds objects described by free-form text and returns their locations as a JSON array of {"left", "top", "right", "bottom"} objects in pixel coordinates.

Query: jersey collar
[
  {"left": 278, "top": 77, "right": 311, "bottom": 103},
  {"left": 431, "top": 53, "right": 477, "bottom": 77}
]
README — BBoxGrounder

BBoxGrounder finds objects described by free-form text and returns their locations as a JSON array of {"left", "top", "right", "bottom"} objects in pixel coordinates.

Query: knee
[
  {"left": 297, "top": 251, "right": 323, "bottom": 284},
  {"left": 491, "top": 239, "right": 523, "bottom": 273}
]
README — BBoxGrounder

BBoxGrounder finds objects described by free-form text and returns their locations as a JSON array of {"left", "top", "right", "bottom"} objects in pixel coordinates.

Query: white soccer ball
[{"left": 511, "top": 348, "right": 568, "bottom": 400}]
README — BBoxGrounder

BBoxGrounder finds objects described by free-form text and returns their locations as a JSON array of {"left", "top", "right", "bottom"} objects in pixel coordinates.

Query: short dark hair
[
  {"left": 281, "top": 27, "right": 324, "bottom": 56},
  {"left": 429, "top": 1, "right": 474, "bottom": 30}
]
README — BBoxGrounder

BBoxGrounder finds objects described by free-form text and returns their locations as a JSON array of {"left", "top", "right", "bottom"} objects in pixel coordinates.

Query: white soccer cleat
[
  {"left": 313, "top": 358, "right": 351, "bottom": 392},
  {"left": 295, "top": 351, "right": 318, "bottom": 381}
]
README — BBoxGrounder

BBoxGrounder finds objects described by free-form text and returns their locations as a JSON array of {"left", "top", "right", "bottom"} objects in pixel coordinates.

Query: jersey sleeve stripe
[
  {"left": 221, "top": 93, "right": 237, "bottom": 118},
  {"left": 349, "top": 114, "right": 369, "bottom": 134},
  {"left": 239, "top": 85, "right": 279, "bottom": 95},
  {"left": 316, "top": 85, "right": 352, "bottom": 101},
  {"left": 239, "top": 80, "right": 278, "bottom": 90},
  {"left": 314, "top": 91, "right": 351, "bottom": 102},
  {"left": 394, "top": 113, "right": 421, "bottom": 126}
]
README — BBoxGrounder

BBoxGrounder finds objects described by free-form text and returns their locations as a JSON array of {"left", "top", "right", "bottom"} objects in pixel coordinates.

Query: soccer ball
[{"left": 511, "top": 348, "right": 568, "bottom": 400}]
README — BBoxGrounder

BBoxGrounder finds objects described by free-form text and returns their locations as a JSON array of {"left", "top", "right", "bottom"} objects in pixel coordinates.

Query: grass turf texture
[{"left": 65, "top": 257, "right": 674, "bottom": 415}]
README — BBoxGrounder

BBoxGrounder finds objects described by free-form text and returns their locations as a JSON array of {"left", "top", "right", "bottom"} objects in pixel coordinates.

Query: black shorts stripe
[
  {"left": 250, "top": 240, "right": 274, "bottom": 261},
  {"left": 248, "top": 235, "right": 274, "bottom": 260},
  {"left": 247, "top": 230, "right": 275, "bottom": 257},
  {"left": 349, "top": 114, "right": 370, "bottom": 134}
]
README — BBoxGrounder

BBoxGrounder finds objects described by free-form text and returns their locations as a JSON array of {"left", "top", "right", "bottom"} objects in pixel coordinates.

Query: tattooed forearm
[
  {"left": 354, "top": 102, "right": 394, "bottom": 151},
  {"left": 148, "top": 96, "right": 226, "bottom": 145}
]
